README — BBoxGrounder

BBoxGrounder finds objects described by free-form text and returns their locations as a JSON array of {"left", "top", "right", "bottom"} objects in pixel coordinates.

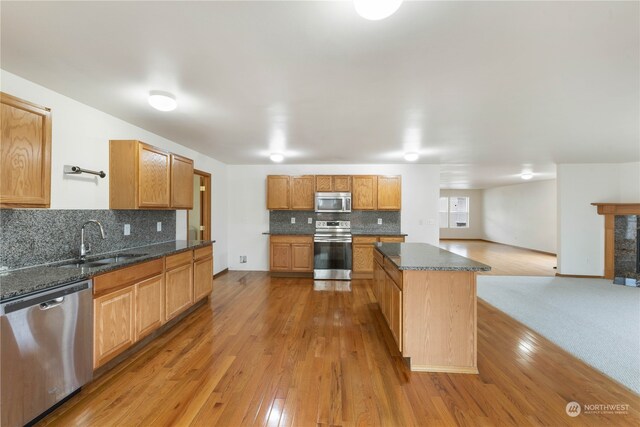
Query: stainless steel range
[{"left": 314, "top": 220, "right": 352, "bottom": 280}]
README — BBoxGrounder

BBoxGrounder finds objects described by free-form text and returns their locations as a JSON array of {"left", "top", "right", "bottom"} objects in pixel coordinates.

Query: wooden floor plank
[{"left": 37, "top": 271, "right": 639, "bottom": 426}]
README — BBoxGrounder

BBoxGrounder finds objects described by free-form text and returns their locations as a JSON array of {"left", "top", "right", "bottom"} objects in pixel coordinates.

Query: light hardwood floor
[
  {"left": 439, "top": 239, "right": 558, "bottom": 276},
  {"left": 39, "top": 272, "right": 638, "bottom": 426}
]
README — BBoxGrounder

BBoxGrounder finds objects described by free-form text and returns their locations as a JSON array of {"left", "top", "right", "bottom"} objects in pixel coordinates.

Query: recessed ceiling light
[
  {"left": 148, "top": 90, "right": 177, "bottom": 111},
  {"left": 270, "top": 153, "right": 284, "bottom": 163},
  {"left": 521, "top": 172, "right": 533, "bottom": 180},
  {"left": 354, "top": 0, "right": 403, "bottom": 21},
  {"left": 404, "top": 152, "right": 419, "bottom": 162}
]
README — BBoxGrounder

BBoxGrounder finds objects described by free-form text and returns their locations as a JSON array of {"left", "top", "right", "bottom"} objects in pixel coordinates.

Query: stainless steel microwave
[{"left": 315, "top": 192, "right": 352, "bottom": 213}]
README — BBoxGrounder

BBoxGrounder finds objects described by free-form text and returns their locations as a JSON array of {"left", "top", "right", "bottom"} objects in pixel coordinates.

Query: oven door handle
[{"left": 314, "top": 238, "right": 352, "bottom": 243}]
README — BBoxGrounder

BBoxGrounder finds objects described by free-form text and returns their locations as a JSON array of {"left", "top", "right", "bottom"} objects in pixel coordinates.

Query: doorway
[{"left": 188, "top": 169, "right": 211, "bottom": 241}]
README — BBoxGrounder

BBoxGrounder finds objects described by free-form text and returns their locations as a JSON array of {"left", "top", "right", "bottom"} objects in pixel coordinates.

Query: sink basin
[{"left": 56, "top": 253, "right": 147, "bottom": 268}]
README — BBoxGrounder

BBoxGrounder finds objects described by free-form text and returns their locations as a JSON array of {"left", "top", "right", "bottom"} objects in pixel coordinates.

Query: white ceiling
[{"left": 2, "top": 1, "right": 638, "bottom": 188}]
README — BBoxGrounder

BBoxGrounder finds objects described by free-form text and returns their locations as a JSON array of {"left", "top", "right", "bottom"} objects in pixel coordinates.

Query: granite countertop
[
  {"left": 0, "top": 240, "right": 214, "bottom": 301},
  {"left": 375, "top": 243, "right": 491, "bottom": 271}
]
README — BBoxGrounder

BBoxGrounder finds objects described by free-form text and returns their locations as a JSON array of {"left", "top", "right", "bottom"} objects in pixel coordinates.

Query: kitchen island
[{"left": 373, "top": 243, "right": 491, "bottom": 374}]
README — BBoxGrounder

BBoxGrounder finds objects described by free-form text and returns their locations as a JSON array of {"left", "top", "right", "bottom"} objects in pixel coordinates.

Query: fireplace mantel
[{"left": 592, "top": 203, "right": 640, "bottom": 279}]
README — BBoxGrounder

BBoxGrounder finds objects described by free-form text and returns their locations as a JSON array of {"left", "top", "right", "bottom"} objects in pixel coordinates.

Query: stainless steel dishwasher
[{"left": 1, "top": 280, "right": 93, "bottom": 427}]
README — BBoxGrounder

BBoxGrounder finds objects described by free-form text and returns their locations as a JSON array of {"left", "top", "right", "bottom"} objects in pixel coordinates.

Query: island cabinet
[
  {"left": 269, "top": 235, "right": 313, "bottom": 273},
  {"left": 93, "top": 258, "right": 164, "bottom": 369},
  {"left": 372, "top": 243, "right": 490, "bottom": 374},
  {"left": 315, "top": 175, "right": 351, "bottom": 192},
  {"left": 0, "top": 92, "right": 52, "bottom": 208},
  {"left": 266, "top": 175, "right": 314, "bottom": 210},
  {"left": 352, "top": 235, "right": 405, "bottom": 278},
  {"left": 109, "top": 140, "right": 194, "bottom": 210},
  {"left": 352, "top": 175, "right": 401, "bottom": 210}
]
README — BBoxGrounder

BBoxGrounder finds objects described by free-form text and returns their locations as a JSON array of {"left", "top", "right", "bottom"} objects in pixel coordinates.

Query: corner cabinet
[
  {"left": 0, "top": 92, "right": 52, "bottom": 208},
  {"left": 109, "top": 140, "right": 193, "bottom": 210}
]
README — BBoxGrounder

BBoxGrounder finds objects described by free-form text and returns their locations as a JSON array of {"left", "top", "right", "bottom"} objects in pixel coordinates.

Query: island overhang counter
[{"left": 373, "top": 242, "right": 491, "bottom": 374}]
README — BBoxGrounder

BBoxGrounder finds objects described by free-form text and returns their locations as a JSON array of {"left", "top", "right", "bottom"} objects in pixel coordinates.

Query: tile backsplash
[
  {"left": 269, "top": 210, "right": 401, "bottom": 234},
  {"left": 0, "top": 209, "right": 176, "bottom": 270}
]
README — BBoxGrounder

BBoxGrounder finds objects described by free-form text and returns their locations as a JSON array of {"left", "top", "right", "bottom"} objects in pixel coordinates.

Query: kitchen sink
[{"left": 56, "top": 253, "right": 147, "bottom": 268}]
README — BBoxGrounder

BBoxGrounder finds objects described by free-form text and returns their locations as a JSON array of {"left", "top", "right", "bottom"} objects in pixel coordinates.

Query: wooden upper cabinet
[
  {"left": 138, "top": 143, "right": 170, "bottom": 208},
  {"left": 170, "top": 154, "right": 194, "bottom": 209},
  {"left": 377, "top": 176, "right": 401, "bottom": 210},
  {"left": 315, "top": 175, "right": 351, "bottom": 192},
  {"left": 352, "top": 175, "right": 378, "bottom": 210},
  {"left": 266, "top": 175, "right": 290, "bottom": 210},
  {"left": 290, "top": 175, "right": 314, "bottom": 210},
  {"left": 110, "top": 140, "right": 193, "bottom": 210},
  {"left": 0, "top": 92, "right": 51, "bottom": 208}
]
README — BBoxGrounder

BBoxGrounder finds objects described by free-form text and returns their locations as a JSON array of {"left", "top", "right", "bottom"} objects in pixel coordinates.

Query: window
[{"left": 439, "top": 196, "right": 470, "bottom": 228}]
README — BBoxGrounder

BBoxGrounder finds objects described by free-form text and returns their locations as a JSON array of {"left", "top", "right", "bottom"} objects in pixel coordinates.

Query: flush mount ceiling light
[
  {"left": 521, "top": 172, "right": 534, "bottom": 180},
  {"left": 270, "top": 153, "right": 284, "bottom": 163},
  {"left": 354, "top": 0, "right": 403, "bottom": 20},
  {"left": 404, "top": 152, "right": 419, "bottom": 162},
  {"left": 148, "top": 90, "right": 177, "bottom": 111}
]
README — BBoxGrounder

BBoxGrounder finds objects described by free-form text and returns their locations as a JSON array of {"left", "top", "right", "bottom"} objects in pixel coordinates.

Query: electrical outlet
[
  {"left": 377, "top": 218, "right": 383, "bottom": 225},
  {"left": 240, "top": 255, "right": 247, "bottom": 263},
  {"left": 308, "top": 218, "right": 313, "bottom": 224},
  {"left": 124, "top": 224, "right": 131, "bottom": 236},
  {"left": 291, "top": 217, "right": 296, "bottom": 224},
  {"left": 157, "top": 221, "right": 162, "bottom": 232}
]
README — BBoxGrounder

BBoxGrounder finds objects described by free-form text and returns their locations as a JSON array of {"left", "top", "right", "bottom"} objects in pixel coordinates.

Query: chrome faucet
[{"left": 80, "top": 220, "right": 106, "bottom": 260}]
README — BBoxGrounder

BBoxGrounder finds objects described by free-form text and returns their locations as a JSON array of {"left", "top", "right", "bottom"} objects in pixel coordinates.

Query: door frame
[{"left": 187, "top": 169, "right": 211, "bottom": 241}]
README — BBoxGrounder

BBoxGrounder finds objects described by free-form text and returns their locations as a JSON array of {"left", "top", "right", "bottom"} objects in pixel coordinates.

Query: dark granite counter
[
  {"left": 375, "top": 243, "right": 491, "bottom": 271},
  {"left": 262, "top": 232, "right": 314, "bottom": 236},
  {"left": 0, "top": 240, "right": 214, "bottom": 301}
]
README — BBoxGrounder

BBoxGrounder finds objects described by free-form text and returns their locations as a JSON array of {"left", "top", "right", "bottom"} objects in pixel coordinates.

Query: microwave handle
[{"left": 345, "top": 198, "right": 351, "bottom": 211}]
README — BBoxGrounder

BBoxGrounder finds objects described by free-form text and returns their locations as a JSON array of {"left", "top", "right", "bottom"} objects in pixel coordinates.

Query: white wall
[
  {"left": 228, "top": 164, "right": 441, "bottom": 271},
  {"left": 482, "top": 180, "right": 557, "bottom": 254},
  {"left": 439, "top": 189, "right": 483, "bottom": 239},
  {"left": 557, "top": 163, "right": 640, "bottom": 276},
  {"left": 1, "top": 70, "right": 229, "bottom": 273}
]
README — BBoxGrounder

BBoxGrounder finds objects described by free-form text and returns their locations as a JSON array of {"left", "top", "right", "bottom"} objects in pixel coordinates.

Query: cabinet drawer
[
  {"left": 194, "top": 245, "right": 213, "bottom": 261},
  {"left": 166, "top": 250, "right": 193, "bottom": 270},
  {"left": 383, "top": 258, "right": 403, "bottom": 290},
  {"left": 94, "top": 258, "right": 164, "bottom": 297},
  {"left": 353, "top": 236, "right": 377, "bottom": 244},
  {"left": 379, "top": 236, "right": 405, "bottom": 243},
  {"left": 270, "top": 235, "right": 312, "bottom": 244}
]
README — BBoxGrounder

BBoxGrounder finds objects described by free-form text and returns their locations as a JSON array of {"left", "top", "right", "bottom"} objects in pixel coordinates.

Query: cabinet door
[
  {"left": 315, "top": 175, "right": 332, "bottom": 192},
  {"left": 0, "top": 93, "right": 51, "bottom": 207},
  {"left": 291, "top": 175, "right": 315, "bottom": 210},
  {"left": 170, "top": 154, "right": 194, "bottom": 209},
  {"left": 353, "top": 244, "right": 374, "bottom": 273},
  {"left": 352, "top": 176, "right": 377, "bottom": 210},
  {"left": 291, "top": 243, "right": 313, "bottom": 271},
  {"left": 377, "top": 176, "right": 401, "bottom": 210},
  {"left": 267, "top": 175, "right": 290, "bottom": 210},
  {"left": 332, "top": 175, "right": 351, "bottom": 192},
  {"left": 94, "top": 287, "right": 135, "bottom": 368},
  {"left": 135, "top": 274, "right": 164, "bottom": 340},
  {"left": 270, "top": 242, "right": 292, "bottom": 271},
  {"left": 373, "top": 259, "right": 383, "bottom": 302},
  {"left": 390, "top": 280, "right": 403, "bottom": 352},
  {"left": 165, "top": 263, "right": 194, "bottom": 321},
  {"left": 194, "top": 256, "right": 214, "bottom": 301},
  {"left": 138, "top": 143, "right": 170, "bottom": 208}
]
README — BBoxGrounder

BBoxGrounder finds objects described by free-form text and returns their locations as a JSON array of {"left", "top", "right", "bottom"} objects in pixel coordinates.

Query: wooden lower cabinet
[
  {"left": 165, "top": 261, "right": 194, "bottom": 321},
  {"left": 353, "top": 236, "right": 405, "bottom": 278},
  {"left": 135, "top": 275, "right": 164, "bottom": 340},
  {"left": 373, "top": 257, "right": 402, "bottom": 352},
  {"left": 194, "top": 246, "right": 214, "bottom": 301},
  {"left": 94, "top": 286, "right": 135, "bottom": 369},
  {"left": 269, "top": 235, "right": 313, "bottom": 273}
]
